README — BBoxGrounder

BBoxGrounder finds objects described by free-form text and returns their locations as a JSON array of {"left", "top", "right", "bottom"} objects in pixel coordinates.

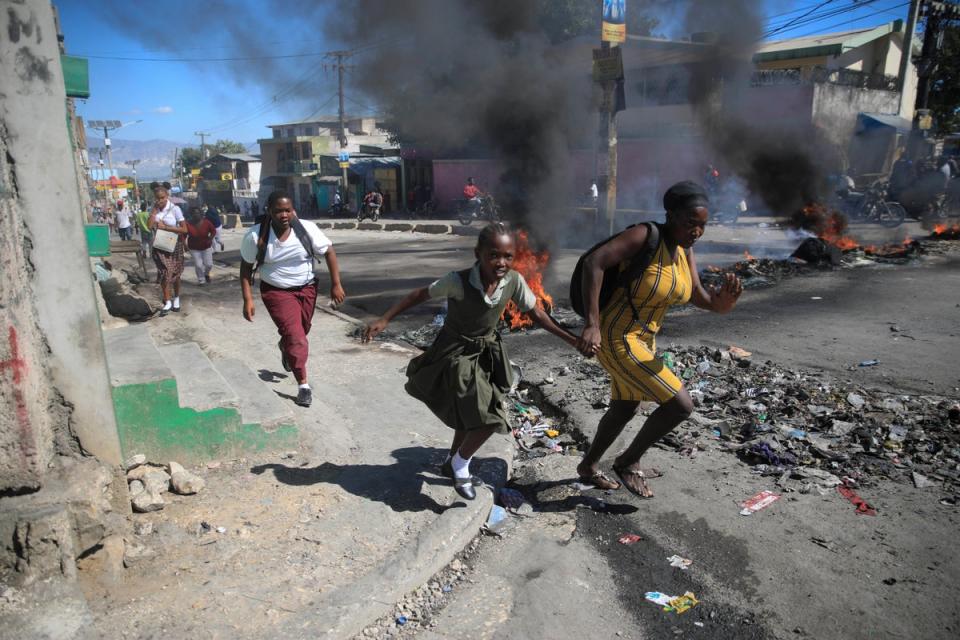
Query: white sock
[
  {"left": 162, "top": 300, "right": 172, "bottom": 310},
  {"left": 298, "top": 383, "right": 311, "bottom": 390},
  {"left": 173, "top": 296, "right": 181, "bottom": 307},
  {"left": 451, "top": 452, "right": 471, "bottom": 479}
]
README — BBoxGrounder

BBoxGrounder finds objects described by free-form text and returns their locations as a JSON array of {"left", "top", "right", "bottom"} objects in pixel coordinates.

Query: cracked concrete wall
[{"left": 0, "top": 0, "right": 122, "bottom": 492}]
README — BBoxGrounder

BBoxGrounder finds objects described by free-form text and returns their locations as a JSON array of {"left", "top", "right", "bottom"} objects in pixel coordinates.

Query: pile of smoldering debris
[{"left": 547, "top": 346, "right": 960, "bottom": 496}]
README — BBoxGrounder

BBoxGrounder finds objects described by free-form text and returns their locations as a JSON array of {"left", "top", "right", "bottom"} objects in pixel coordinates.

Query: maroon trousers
[{"left": 260, "top": 280, "right": 318, "bottom": 382}]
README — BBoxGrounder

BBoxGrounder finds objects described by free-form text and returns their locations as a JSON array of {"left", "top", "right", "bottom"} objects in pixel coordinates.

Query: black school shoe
[
  {"left": 454, "top": 477, "right": 477, "bottom": 500},
  {"left": 440, "top": 460, "right": 482, "bottom": 486},
  {"left": 295, "top": 387, "right": 312, "bottom": 407}
]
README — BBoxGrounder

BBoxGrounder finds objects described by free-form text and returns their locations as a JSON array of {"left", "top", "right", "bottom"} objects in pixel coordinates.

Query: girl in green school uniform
[{"left": 363, "top": 223, "right": 577, "bottom": 500}]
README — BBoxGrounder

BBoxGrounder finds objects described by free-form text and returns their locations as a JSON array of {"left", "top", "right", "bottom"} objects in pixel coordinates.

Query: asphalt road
[{"left": 211, "top": 221, "right": 958, "bottom": 640}]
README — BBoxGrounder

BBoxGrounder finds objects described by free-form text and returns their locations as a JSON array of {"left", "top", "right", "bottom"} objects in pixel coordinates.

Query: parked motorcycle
[
  {"left": 456, "top": 195, "right": 501, "bottom": 226},
  {"left": 834, "top": 183, "right": 905, "bottom": 228},
  {"left": 711, "top": 197, "right": 747, "bottom": 224}
]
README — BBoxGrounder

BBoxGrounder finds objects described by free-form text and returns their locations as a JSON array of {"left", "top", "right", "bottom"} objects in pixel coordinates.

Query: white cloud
[
  {"left": 153, "top": 106, "right": 173, "bottom": 114},
  {"left": 127, "top": 108, "right": 142, "bottom": 115}
]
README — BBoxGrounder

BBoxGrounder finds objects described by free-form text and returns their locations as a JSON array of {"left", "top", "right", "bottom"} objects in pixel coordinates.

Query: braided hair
[{"left": 476, "top": 222, "right": 511, "bottom": 251}]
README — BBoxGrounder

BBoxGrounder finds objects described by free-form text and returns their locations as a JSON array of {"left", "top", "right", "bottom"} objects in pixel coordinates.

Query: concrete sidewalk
[{"left": 82, "top": 289, "right": 514, "bottom": 639}]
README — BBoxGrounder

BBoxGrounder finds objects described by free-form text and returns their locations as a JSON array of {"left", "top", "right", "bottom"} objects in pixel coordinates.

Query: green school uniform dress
[{"left": 405, "top": 265, "right": 536, "bottom": 433}]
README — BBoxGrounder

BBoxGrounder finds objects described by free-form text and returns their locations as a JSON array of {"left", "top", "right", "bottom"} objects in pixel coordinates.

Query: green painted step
[{"left": 103, "top": 325, "right": 297, "bottom": 463}]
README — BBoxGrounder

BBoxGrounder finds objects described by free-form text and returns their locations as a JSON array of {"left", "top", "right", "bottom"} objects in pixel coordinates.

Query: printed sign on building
[{"left": 602, "top": 0, "right": 626, "bottom": 43}]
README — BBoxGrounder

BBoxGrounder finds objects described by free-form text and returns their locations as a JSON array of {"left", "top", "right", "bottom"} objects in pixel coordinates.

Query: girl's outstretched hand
[{"left": 362, "top": 318, "right": 388, "bottom": 343}]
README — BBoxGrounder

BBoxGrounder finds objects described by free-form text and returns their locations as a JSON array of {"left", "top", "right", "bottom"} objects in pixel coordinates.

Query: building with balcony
[
  {"left": 197, "top": 153, "right": 261, "bottom": 215},
  {"left": 257, "top": 116, "right": 392, "bottom": 215}
]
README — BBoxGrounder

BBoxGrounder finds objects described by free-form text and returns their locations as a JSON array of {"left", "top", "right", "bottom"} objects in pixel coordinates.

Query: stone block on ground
[
  {"left": 103, "top": 325, "right": 173, "bottom": 387},
  {"left": 333, "top": 221, "right": 358, "bottom": 230},
  {"left": 384, "top": 223, "right": 414, "bottom": 232},
  {"left": 167, "top": 461, "right": 205, "bottom": 495},
  {"left": 11, "top": 505, "right": 78, "bottom": 583},
  {"left": 358, "top": 222, "right": 384, "bottom": 231},
  {"left": 99, "top": 277, "right": 155, "bottom": 319},
  {"left": 122, "top": 453, "right": 146, "bottom": 470},
  {"left": 141, "top": 469, "right": 170, "bottom": 495},
  {"left": 413, "top": 223, "right": 451, "bottom": 234},
  {"left": 122, "top": 538, "right": 156, "bottom": 567},
  {"left": 131, "top": 490, "right": 164, "bottom": 513}
]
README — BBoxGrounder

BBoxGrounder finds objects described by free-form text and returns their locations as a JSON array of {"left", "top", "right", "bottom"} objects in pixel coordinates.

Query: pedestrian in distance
[
  {"left": 362, "top": 223, "right": 578, "bottom": 500},
  {"left": 134, "top": 203, "right": 152, "bottom": 258},
  {"left": 115, "top": 200, "right": 133, "bottom": 240},
  {"left": 575, "top": 181, "right": 743, "bottom": 497},
  {"left": 185, "top": 207, "right": 217, "bottom": 285},
  {"left": 205, "top": 204, "right": 225, "bottom": 252},
  {"left": 239, "top": 190, "right": 345, "bottom": 408},
  {"left": 148, "top": 181, "right": 188, "bottom": 316}
]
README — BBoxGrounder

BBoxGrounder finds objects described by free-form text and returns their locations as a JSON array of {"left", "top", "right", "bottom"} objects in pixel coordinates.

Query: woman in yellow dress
[{"left": 575, "top": 181, "right": 743, "bottom": 497}]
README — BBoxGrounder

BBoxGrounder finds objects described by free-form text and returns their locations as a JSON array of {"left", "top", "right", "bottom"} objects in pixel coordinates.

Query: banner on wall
[{"left": 602, "top": 0, "right": 626, "bottom": 43}]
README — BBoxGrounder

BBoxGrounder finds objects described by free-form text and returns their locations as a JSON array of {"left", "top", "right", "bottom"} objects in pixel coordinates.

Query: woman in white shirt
[
  {"left": 239, "top": 190, "right": 345, "bottom": 407},
  {"left": 148, "top": 181, "right": 188, "bottom": 315}
]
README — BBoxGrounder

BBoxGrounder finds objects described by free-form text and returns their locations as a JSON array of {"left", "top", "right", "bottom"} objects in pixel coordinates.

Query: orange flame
[
  {"left": 502, "top": 230, "right": 553, "bottom": 330},
  {"left": 931, "top": 223, "right": 960, "bottom": 239}
]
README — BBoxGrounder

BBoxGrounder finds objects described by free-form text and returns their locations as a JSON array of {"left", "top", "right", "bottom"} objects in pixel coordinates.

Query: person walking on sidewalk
[
  {"left": 186, "top": 207, "right": 217, "bottom": 285},
  {"left": 148, "top": 181, "right": 188, "bottom": 316},
  {"left": 575, "top": 181, "right": 743, "bottom": 498},
  {"left": 205, "top": 203, "right": 225, "bottom": 251},
  {"left": 134, "top": 204, "right": 152, "bottom": 258},
  {"left": 362, "top": 223, "right": 578, "bottom": 500},
  {"left": 115, "top": 200, "right": 133, "bottom": 240},
  {"left": 239, "top": 190, "right": 345, "bottom": 407}
]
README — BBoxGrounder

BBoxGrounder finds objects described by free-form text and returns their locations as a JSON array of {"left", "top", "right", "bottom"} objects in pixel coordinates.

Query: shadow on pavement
[{"left": 250, "top": 447, "right": 507, "bottom": 515}]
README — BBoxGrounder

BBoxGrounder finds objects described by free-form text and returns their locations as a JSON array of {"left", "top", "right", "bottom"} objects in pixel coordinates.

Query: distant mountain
[
  {"left": 86, "top": 138, "right": 260, "bottom": 180},
  {"left": 86, "top": 137, "right": 187, "bottom": 180}
]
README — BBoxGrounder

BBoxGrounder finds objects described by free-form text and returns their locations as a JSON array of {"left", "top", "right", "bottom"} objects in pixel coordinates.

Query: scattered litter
[
  {"left": 662, "top": 352, "right": 676, "bottom": 371},
  {"left": 739, "top": 490, "right": 781, "bottom": 516},
  {"left": 483, "top": 505, "right": 516, "bottom": 537},
  {"left": 396, "top": 615, "right": 408, "bottom": 626},
  {"left": 911, "top": 471, "right": 932, "bottom": 489},
  {"left": 498, "top": 487, "right": 526, "bottom": 511},
  {"left": 645, "top": 592, "right": 673, "bottom": 607},
  {"left": 837, "top": 485, "right": 877, "bottom": 516},
  {"left": 810, "top": 296, "right": 822, "bottom": 300},
  {"left": 618, "top": 534, "right": 643, "bottom": 545},
  {"left": 667, "top": 555, "right": 692, "bottom": 570},
  {"left": 728, "top": 346, "right": 752, "bottom": 359},
  {"left": 215, "top": 526, "right": 227, "bottom": 534},
  {"left": 644, "top": 591, "right": 699, "bottom": 614},
  {"left": 442, "top": 585, "right": 453, "bottom": 593},
  {"left": 858, "top": 359, "right": 880, "bottom": 367},
  {"left": 667, "top": 592, "right": 699, "bottom": 614}
]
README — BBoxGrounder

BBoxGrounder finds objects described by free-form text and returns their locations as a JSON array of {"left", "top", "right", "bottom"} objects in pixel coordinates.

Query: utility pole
[
  {"left": 126, "top": 159, "right": 141, "bottom": 211},
  {"left": 327, "top": 51, "right": 353, "bottom": 204},
  {"left": 194, "top": 132, "right": 210, "bottom": 162},
  {"left": 897, "top": 0, "right": 922, "bottom": 116}
]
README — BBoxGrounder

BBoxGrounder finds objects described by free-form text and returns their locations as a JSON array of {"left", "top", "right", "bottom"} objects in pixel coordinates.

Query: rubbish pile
[
  {"left": 123, "top": 454, "right": 206, "bottom": 512},
  {"left": 509, "top": 390, "right": 581, "bottom": 460},
  {"left": 558, "top": 347, "right": 960, "bottom": 493}
]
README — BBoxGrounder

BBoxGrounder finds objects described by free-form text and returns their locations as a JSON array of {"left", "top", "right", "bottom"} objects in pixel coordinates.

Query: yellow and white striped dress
[{"left": 596, "top": 238, "right": 692, "bottom": 403}]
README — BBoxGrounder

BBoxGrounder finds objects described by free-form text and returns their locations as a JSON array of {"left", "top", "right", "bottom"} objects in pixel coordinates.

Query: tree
[
  {"left": 929, "top": 24, "right": 959, "bottom": 135},
  {"left": 179, "top": 147, "right": 203, "bottom": 171},
  {"left": 536, "top": 0, "right": 659, "bottom": 44},
  {"left": 211, "top": 139, "right": 247, "bottom": 154}
]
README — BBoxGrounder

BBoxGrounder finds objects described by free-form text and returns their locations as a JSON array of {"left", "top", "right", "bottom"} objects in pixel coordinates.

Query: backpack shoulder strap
[
  {"left": 291, "top": 217, "right": 316, "bottom": 261},
  {"left": 254, "top": 216, "right": 271, "bottom": 272},
  {"left": 617, "top": 222, "right": 661, "bottom": 321}
]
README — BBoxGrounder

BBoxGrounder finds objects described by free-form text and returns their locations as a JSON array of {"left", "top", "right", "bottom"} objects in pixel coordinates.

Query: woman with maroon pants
[{"left": 239, "top": 191, "right": 346, "bottom": 406}]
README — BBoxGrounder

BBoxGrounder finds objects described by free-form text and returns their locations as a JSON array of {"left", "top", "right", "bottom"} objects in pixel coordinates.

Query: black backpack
[
  {"left": 253, "top": 214, "right": 316, "bottom": 274},
  {"left": 569, "top": 222, "right": 661, "bottom": 321}
]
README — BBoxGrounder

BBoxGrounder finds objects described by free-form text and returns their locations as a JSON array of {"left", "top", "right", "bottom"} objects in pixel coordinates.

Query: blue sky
[{"left": 59, "top": 0, "right": 915, "bottom": 145}]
